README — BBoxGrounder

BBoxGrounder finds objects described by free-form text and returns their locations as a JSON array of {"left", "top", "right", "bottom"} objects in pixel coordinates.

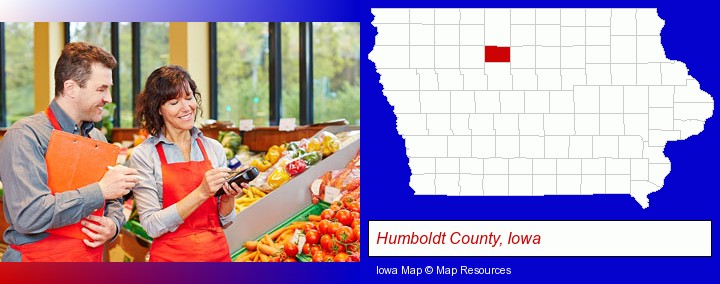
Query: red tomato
[
  {"left": 333, "top": 252, "right": 350, "bottom": 262},
  {"left": 329, "top": 205, "right": 341, "bottom": 212},
  {"left": 331, "top": 240, "right": 346, "bottom": 254},
  {"left": 348, "top": 252, "right": 360, "bottom": 262},
  {"left": 309, "top": 244, "right": 322, "bottom": 256},
  {"left": 320, "top": 209, "right": 335, "bottom": 220},
  {"left": 312, "top": 251, "right": 326, "bottom": 262},
  {"left": 305, "top": 229, "right": 320, "bottom": 244},
  {"left": 284, "top": 242, "right": 299, "bottom": 258},
  {"left": 341, "top": 196, "right": 355, "bottom": 208},
  {"left": 335, "top": 209, "right": 353, "bottom": 226},
  {"left": 327, "top": 222, "right": 341, "bottom": 235},
  {"left": 317, "top": 220, "right": 330, "bottom": 235},
  {"left": 302, "top": 243, "right": 311, "bottom": 255},
  {"left": 302, "top": 222, "right": 315, "bottom": 232},
  {"left": 353, "top": 226, "right": 360, "bottom": 242},
  {"left": 351, "top": 218, "right": 360, "bottom": 229},
  {"left": 350, "top": 211, "right": 360, "bottom": 220},
  {"left": 345, "top": 242, "right": 359, "bottom": 253},
  {"left": 320, "top": 234, "right": 333, "bottom": 252},
  {"left": 324, "top": 255, "right": 334, "bottom": 262},
  {"left": 347, "top": 202, "right": 359, "bottom": 213},
  {"left": 284, "top": 258, "right": 297, "bottom": 262},
  {"left": 329, "top": 201, "right": 342, "bottom": 212},
  {"left": 335, "top": 226, "right": 355, "bottom": 243}
]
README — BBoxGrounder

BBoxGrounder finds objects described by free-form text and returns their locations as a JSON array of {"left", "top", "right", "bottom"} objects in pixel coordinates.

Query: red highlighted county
[{"left": 485, "top": 46, "right": 510, "bottom": 62}]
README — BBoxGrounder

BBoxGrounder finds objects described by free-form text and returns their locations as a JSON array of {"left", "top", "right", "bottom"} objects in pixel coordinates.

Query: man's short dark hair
[{"left": 54, "top": 42, "right": 117, "bottom": 97}]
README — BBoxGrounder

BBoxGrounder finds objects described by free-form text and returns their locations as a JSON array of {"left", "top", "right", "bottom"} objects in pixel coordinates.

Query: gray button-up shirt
[
  {"left": 0, "top": 100, "right": 125, "bottom": 261},
  {"left": 129, "top": 127, "right": 236, "bottom": 239}
]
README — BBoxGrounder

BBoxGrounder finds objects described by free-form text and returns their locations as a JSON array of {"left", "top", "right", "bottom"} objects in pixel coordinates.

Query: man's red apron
[
  {"left": 10, "top": 107, "right": 107, "bottom": 262},
  {"left": 149, "top": 138, "right": 230, "bottom": 262}
]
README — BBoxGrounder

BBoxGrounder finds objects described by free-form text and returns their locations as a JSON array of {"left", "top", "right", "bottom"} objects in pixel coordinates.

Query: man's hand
[
  {"left": 81, "top": 215, "right": 117, "bottom": 248},
  {"left": 99, "top": 165, "right": 139, "bottom": 200}
]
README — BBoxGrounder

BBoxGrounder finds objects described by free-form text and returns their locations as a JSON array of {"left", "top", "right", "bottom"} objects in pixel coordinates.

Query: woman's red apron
[{"left": 148, "top": 138, "right": 230, "bottom": 262}]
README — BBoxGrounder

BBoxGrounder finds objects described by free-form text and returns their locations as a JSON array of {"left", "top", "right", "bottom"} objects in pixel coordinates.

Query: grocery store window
[
  {"left": 0, "top": 22, "right": 35, "bottom": 128},
  {"left": 139, "top": 23, "right": 169, "bottom": 92},
  {"left": 312, "top": 22, "right": 360, "bottom": 125},
  {"left": 215, "top": 22, "right": 270, "bottom": 126},
  {"left": 281, "top": 22, "right": 300, "bottom": 124},
  {"left": 211, "top": 22, "right": 360, "bottom": 127},
  {"left": 68, "top": 22, "right": 111, "bottom": 51},
  {"left": 65, "top": 22, "right": 168, "bottom": 127},
  {"left": 117, "top": 23, "right": 133, "bottom": 127}
]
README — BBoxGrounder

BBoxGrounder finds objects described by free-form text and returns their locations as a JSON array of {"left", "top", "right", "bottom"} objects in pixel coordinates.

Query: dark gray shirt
[{"left": 0, "top": 100, "right": 124, "bottom": 261}]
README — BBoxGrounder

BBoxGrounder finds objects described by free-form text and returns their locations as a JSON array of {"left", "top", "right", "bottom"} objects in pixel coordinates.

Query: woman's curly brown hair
[{"left": 135, "top": 65, "right": 202, "bottom": 136}]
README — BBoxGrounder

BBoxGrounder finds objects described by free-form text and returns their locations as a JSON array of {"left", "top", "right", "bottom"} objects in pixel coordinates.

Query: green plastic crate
[
  {"left": 231, "top": 201, "right": 329, "bottom": 261},
  {"left": 123, "top": 219, "right": 152, "bottom": 242}
]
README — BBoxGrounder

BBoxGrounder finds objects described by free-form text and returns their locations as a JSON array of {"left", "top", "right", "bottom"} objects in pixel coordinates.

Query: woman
[{"left": 130, "top": 65, "right": 245, "bottom": 262}]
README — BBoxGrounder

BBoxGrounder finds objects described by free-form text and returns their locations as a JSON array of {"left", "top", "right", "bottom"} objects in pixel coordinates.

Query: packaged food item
[
  {"left": 264, "top": 145, "right": 282, "bottom": 165},
  {"left": 310, "top": 151, "right": 360, "bottom": 203},
  {"left": 306, "top": 137, "right": 321, "bottom": 152},
  {"left": 266, "top": 167, "right": 291, "bottom": 189},
  {"left": 300, "top": 151, "right": 322, "bottom": 166},
  {"left": 250, "top": 158, "right": 272, "bottom": 172},
  {"left": 285, "top": 159, "right": 308, "bottom": 176}
]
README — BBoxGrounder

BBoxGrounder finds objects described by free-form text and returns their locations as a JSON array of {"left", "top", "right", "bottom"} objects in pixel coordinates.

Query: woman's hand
[
  {"left": 218, "top": 179, "right": 248, "bottom": 216},
  {"left": 220, "top": 165, "right": 251, "bottom": 200},
  {"left": 199, "top": 167, "right": 231, "bottom": 198},
  {"left": 218, "top": 165, "right": 251, "bottom": 216},
  {"left": 220, "top": 181, "right": 248, "bottom": 202}
]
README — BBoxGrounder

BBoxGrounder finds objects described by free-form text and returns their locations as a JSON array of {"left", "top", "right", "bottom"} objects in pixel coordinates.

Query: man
[{"left": 0, "top": 42, "right": 139, "bottom": 262}]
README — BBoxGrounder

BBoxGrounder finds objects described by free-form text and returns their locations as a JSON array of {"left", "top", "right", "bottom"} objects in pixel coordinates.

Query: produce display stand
[
  {"left": 230, "top": 201, "right": 330, "bottom": 261},
  {"left": 0, "top": 125, "right": 360, "bottom": 261},
  {"left": 224, "top": 125, "right": 359, "bottom": 255}
]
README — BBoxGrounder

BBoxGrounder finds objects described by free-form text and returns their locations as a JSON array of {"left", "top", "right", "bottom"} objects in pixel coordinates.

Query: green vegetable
[
  {"left": 300, "top": 151, "right": 321, "bottom": 166},
  {"left": 218, "top": 131, "right": 227, "bottom": 144},
  {"left": 228, "top": 136, "right": 242, "bottom": 150},
  {"left": 224, "top": 147, "right": 234, "bottom": 160},
  {"left": 286, "top": 141, "right": 300, "bottom": 151},
  {"left": 220, "top": 131, "right": 243, "bottom": 159},
  {"left": 292, "top": 149, "right": 307, "bottom": 159}
]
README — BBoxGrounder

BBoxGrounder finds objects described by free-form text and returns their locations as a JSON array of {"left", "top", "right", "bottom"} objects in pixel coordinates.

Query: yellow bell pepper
[
  {"left": 264, "top": 145, "right": 282, "bottom": 164},
  {"left": 267, "top": 167, "right": 291, "bottom": 189},
  {"left": 306, "top": 138, "right": 321, "bottom": 152},
  {"left": 268, "top": 145, "right": 281, "bottom": 153},
  {"left": 250, "top": 158, "right": 272, "bottom": 172},
  {"left": 321, "top": 134, "right": 340, "bottom": 156}
]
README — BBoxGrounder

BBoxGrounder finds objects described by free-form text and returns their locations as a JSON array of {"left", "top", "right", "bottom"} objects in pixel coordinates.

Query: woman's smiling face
[{"left": 159, "top": 83, "right": 197, "bottom": 132}]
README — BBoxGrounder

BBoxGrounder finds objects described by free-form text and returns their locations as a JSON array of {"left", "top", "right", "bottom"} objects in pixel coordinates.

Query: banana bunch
[{"left": 235, "top": 187, "right": 266, "bottom": 212}]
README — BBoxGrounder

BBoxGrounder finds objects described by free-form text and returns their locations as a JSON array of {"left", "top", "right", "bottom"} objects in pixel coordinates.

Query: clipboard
[{"left": 44, "top": 129, "right": 120, "bottom": 240}]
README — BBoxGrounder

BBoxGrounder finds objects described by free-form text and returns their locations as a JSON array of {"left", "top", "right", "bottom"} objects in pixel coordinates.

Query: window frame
[
  {"left": 209, "top": 22, "right": 316, "bottom": 126},
  {"left": 1, "top": 22, "right": 357, "bottom": 129},
  {"left": 64, "top": 22, "right": 126, "bottom": 127},
  {"left": 0, "top": 22, "right": 6, "bottom": 128},
  {"left": 64, "top": 22, "right": 147, "bottom": 127}
]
